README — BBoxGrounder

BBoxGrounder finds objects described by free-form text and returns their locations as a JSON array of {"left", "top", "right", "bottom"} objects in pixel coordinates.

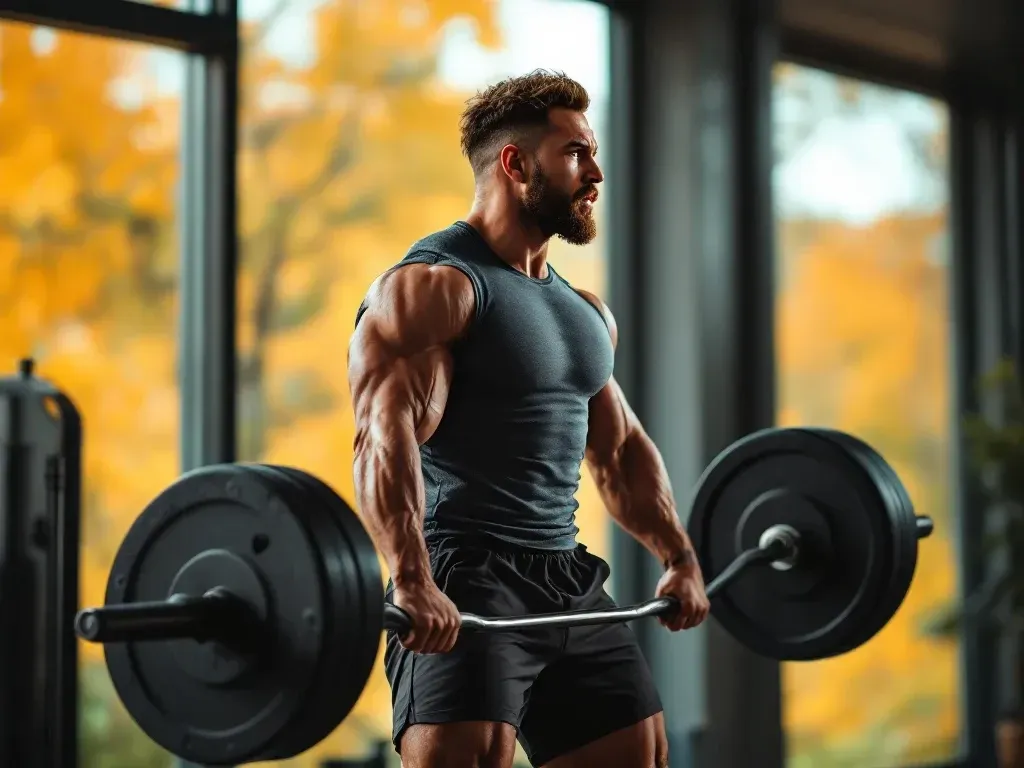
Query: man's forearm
[
  {"left": 353, "top": 419, "right": 433, "bottom": 586},
  {"left": 589, "top": 427, "right": 697, "bottom": 569}
]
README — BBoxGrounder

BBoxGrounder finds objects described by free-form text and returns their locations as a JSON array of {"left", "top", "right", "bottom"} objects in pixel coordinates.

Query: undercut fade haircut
[{"left": 459, "top": 69, "right": 591, "bottom": 176}]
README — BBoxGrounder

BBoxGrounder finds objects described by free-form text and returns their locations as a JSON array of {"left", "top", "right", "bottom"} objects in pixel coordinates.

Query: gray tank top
[{"left": 356, "top": 221, "right": 614, "bottom": 550}]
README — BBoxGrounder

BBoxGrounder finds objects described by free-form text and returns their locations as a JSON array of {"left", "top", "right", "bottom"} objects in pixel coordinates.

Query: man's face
[{"left": 519, "top": 108, "right": 603, "bottom": 246}]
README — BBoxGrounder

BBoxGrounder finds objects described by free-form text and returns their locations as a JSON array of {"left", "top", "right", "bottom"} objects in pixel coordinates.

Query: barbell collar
[{"left": 915, "top": 515, "right": 933, "bottom": 539}]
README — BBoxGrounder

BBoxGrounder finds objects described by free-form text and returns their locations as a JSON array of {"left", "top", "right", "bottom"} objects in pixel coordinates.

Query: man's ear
[{"left": 499, "top": 144, "right": 527, "bottom": 184}]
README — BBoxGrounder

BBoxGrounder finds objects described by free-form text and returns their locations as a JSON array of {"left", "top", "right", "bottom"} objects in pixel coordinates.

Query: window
[
  {"left": 0, "top": 20, "right": 183, "bottom": 768},
  {"left": 772, "top": 64, "right": 960, "bottom": 767},
  {"left": 236, "top": 0, "right": 611, "bottom": 763}
]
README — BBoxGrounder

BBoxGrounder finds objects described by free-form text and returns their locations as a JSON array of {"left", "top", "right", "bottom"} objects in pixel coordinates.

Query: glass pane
[
  {"left": 0, "top": 20, "right": 183, "bottom": 768},
  {"left": 237, "top": 0, "right": 610, "bottom": 764},
  {"left": 773, "top": 63, "right": 960, "bottom": 767}
]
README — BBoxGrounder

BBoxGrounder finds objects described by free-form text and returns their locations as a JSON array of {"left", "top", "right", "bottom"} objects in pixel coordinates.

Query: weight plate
[
  {"left": 103, "top": 464, "right": 328, "bottom": 766},
  {"left": 238, "top": 464, "right": 341, "bottom": 761},
  {"left": 807, "top": 429, "right": 919, "bottom": 654},
  {"left": 287, "top": 468, "right": 383, "bottom": 738},
  {"left": 688, "top": 428, "right": 900, "bottom": 661},
  {"left": 258, "top": 466, "right": 382, "bottom": 759}
]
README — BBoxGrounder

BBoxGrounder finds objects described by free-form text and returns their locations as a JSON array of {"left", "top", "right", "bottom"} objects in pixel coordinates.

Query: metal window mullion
[
  {"left": 175, "top": 5, "right": 238, "bottom": 762},
  {"left": 180, "top": 3, "right": 237, "bottom": 474},
  {"left": 949, "top": 98, "right": 999, "bottom": 768}
]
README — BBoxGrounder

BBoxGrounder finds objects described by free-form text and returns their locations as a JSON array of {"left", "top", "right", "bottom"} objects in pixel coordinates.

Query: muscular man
[{"left": 348, "top": 70, "right": 710, "bottom": 768}]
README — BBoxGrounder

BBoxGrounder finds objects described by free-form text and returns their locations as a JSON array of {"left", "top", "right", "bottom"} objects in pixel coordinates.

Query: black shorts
[{"left": 383, "top": 538, "right": 663, "bottom": 767}]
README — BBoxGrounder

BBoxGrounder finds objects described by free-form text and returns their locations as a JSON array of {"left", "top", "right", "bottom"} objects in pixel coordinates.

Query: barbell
[{"left": 74, "top": 426, "right": 933, "bottom": 766}]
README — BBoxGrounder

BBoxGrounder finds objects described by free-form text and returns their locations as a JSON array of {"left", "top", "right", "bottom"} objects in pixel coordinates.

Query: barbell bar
[
  {"left": 75, "top": 524, "right": 801, "bottom": 643},
  {"left": 71, "top": 426, "right": 932, "bottom": 765}
]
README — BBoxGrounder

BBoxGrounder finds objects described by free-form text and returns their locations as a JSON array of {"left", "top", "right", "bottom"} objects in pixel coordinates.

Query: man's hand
[
  {"left": 392, "top": 580, "right": 462, "bottom": 654},
  {"left": 654, "top": 560, "right": 710, "bottom": 631}
]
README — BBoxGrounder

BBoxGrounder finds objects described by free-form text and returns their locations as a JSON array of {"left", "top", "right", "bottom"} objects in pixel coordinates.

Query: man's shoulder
[
  {"left": 354, "top": 224, "right": 481, "bottom": 331},
  {"left": 570, "top": 287, "right": 617, "bottom": 347}
]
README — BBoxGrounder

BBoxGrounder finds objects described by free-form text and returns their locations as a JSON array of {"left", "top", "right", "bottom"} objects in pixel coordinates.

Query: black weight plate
[
  {"left": 287, "top": 468, "right": 383, "bottom": 739},
  {"left": 103, "top": 464, "right": 328, "bottom": 765},
  {"left": 688, "top": 428, "right": 897, "bottom": 661},
  {"left": 260, "top": 466, "right": 382, "bottom": 759},
  {"left": 239, "top": 464, "right": 345, "bottom": 761},
  {"left": 807, "top": 429, "right": 919, "bottom": 654}
]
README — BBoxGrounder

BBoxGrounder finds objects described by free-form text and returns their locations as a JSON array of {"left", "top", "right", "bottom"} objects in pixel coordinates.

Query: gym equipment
[
  {"left": 73, "top": 426, "right": 933, "bottom": 765},
  {"left": 0, "top": 360, "right": 81, "bottom": 768}
]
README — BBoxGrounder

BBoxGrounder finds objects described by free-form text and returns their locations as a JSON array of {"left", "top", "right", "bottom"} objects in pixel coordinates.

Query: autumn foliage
[{"left": 0, "top": 8, "right": 957, "bottom": 768}]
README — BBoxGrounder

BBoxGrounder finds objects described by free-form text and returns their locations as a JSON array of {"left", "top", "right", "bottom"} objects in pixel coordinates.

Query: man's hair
[{"left": 459, "top": 69, "right": 591, "bottom": 176}]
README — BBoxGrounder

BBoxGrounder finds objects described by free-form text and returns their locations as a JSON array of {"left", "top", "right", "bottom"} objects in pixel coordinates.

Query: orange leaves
[
  {"left": 776, "top": 214, "right": 949, "bottom": 435},
  {"left": 0, "top": 130, "right": 79, "bottom": 228}
]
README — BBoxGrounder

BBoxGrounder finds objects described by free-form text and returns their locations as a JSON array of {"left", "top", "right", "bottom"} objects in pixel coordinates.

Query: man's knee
[
  {"left": 650, "top": 713, "right": 669, "bottom": 768},
  {"left": 400, "top": 721, "right": 518, "bottom": 768},
  {"left": 655, "top": 724, "right": 669, "bottom": 768}
]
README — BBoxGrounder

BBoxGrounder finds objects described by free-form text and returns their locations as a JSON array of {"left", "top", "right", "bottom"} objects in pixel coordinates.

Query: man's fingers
[
  {"left": 440, "top": 617, "right": 460, "bottom": 653},
  {"left": 682, "top": 609, "right": 697, "bottom": 630},
  {"left": 395, "top": 607, "right": 463, "bottom": 653},
  {"left": 400, "top": 628, "right": 419, "bottom": 650},
  {"left": 668, "top": 601, "right": 685, "bottom": 631},
  {"left": 425, "top": 619, "right": 448, "bottom": 653},
  {"left": 411, "top": 617, "right": 437, "bottom": 653}
]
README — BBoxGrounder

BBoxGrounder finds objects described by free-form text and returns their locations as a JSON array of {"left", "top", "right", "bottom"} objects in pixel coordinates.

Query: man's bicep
[
  {"left": 585, "top": 375, "right": 639, "bottom": 467},
  {"left": 348, "top": 264, "right": 472, "bottom": 441}
]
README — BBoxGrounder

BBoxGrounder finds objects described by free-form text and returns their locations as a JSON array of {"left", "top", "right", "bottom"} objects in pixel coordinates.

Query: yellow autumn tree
[{"left": 777, "top": 214, "right": 959, "bottom": 768}]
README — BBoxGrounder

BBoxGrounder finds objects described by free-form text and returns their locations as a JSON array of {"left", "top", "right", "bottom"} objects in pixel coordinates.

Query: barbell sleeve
[
  {"left": 75, "top": 594, "right": 219, "bottom": 643},
  {"left": 74, "top": 588, "right": 263, "bottom": 652}
]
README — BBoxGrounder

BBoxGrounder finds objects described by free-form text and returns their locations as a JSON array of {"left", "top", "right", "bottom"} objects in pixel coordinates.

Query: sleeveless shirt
[{"left": 356, "top": 221, "right": 614, "bottom": 550}]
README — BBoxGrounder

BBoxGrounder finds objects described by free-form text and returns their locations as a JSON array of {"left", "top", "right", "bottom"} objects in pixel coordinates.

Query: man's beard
[{"left": 521, "top": 163, "right": 597, "bottom": 246}]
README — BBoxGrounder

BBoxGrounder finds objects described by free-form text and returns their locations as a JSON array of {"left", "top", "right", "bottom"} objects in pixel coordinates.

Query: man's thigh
[
  {"left": 538, "top": 714, "right": 668, "bottom": 768},
  {"left": 517, "top": 596, "right": 665, "bottom": 767},
  {"left": 400, "top": 721, "right": 519, "bottom": 768}
]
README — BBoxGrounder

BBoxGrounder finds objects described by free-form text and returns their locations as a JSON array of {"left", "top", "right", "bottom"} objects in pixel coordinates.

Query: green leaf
[
  {"left": 921, "top": 570, "right": 1013, "bottom": 637},
  {"left": 921, "top": 601, "right": 962, "bottom": 637}
]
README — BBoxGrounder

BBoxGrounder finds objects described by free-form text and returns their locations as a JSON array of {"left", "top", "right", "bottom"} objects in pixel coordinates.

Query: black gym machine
[
  {"left": 0, "top": 360, "right": 81, "bottom": 767},
  {"left": 1, "top": 363, "right": 935, "bottom": 767}
]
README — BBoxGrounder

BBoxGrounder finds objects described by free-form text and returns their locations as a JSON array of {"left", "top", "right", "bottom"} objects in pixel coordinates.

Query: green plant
[
  {"left": 79, "top": 661, "right": 174, "bottom": 768},
  {"left": 925, "top": 358, "right": 1024, "bottom": 641}
]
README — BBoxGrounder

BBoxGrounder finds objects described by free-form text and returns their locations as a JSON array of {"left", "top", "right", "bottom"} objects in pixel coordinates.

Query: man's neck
[{"left": 466, "top": 197, "right": 550, "bottom": 280}]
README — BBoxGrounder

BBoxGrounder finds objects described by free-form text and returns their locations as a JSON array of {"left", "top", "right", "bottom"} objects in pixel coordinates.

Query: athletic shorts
[{"left": 383, "top": 538, "right": 664, "bottom": 767}]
